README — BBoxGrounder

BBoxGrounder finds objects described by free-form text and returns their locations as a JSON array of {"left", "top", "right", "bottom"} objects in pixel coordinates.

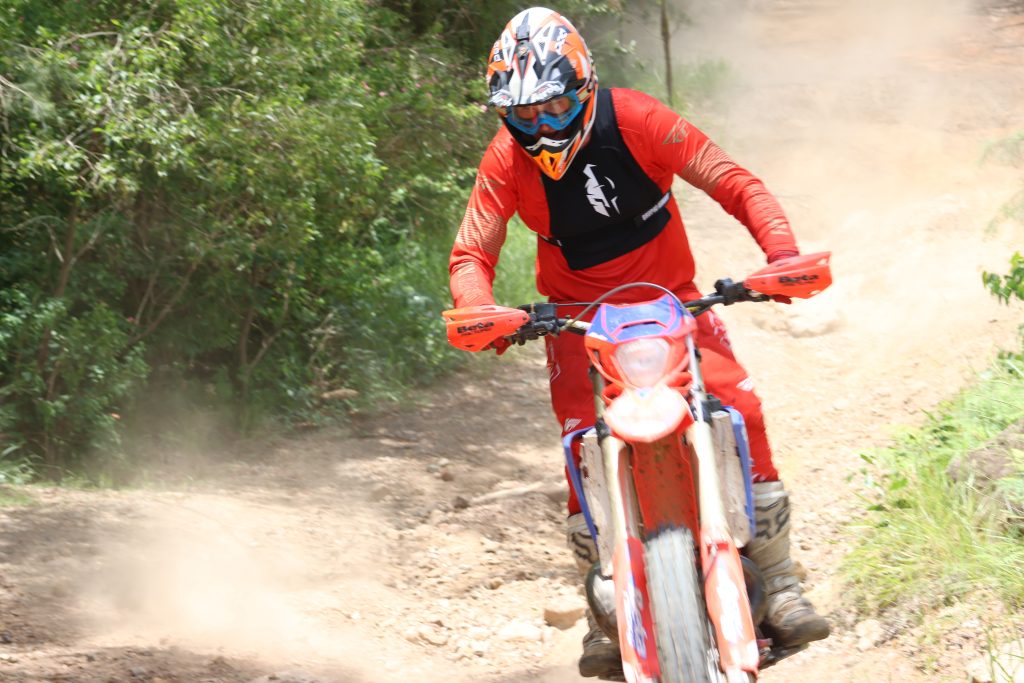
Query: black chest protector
[{"left": 541, "top": 88, "right": 671, "bottom": 271}]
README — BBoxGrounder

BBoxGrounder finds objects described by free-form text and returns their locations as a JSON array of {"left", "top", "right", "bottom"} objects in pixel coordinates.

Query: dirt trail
[{"left": 2, "top": 2, "right": 1024, "bottom": 683}]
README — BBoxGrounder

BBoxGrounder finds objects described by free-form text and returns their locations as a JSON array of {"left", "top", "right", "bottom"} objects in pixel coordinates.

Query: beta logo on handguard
[
  {"left": 457, "top": 321, "right": 495, "bottom": 335},
  {"left": 778, "top": 274, "right": 818, "bottom": 286}
]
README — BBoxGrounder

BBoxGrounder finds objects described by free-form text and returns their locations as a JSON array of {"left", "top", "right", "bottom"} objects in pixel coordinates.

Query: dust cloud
[
  {"left": 74, "top": 493, "right": 389, "bottom": 677},
  {"left": 679, "top": 0, "right": 1005, "bottom": 192},
  {"left": 647, "top": 0, "right": 1024, "bottom": 390}
]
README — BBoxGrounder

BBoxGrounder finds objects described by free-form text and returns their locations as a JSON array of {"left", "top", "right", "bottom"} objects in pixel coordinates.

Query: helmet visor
[{"left": 500, "top": 91, "right": 583, "bottom": 136}]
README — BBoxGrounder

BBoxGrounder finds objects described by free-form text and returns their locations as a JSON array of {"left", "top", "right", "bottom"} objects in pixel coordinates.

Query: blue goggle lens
[{"left": 504, "top": 92, "right": 582, "bottom": 136}]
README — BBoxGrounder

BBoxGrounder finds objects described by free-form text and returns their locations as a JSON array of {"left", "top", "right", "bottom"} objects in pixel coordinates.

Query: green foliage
[
  {"left": 994, "top": 446, "right": 1024, "bottom": 516},
  {"left": 0, "top": 285, "right": 149, "bottom": 477},
  {"left": 0, "top": 0, "right": 505, "bottom": 477},
  {"left": 0, "top": 455, "right": 36, "bottom": 488},
  {"left": 377, "top": 0, "right": 618, "bottom": 62},
  {"left": 982, "top": 131, "right": 1023, "bottom": 283},
  {"left": 0, "top": 486, "right": 36, "bottom": 507},
  {"left": 492, "top": 218, "right": 542, "bottom": 306},
  {"left": 1, "top": 0, "right": 639, "bottom": 480},
  {"left": 983, "top": 252, "right": 1024, "bottom": 304},
  {"left": 983, "top": 131, "right": 1024, "bottom": 168},
  {"left": 671, "top": 59, "right": 733, "bottom": 110},
  {"left": 308, "top": 239, "right": 464, "bottom": 409},
  {"left": 843, "top": 340, "right": 1024, "bottom": 616}
]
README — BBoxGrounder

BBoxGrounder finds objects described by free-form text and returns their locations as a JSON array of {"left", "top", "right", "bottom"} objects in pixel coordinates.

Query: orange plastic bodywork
[
  {"left": 744, "top": 251, "right": 832, "bottom": 299},
  {"left": 630, "top": 430, "right": 700, "bottom": 538},
  {"left": 442, "top": 305, "right": 530, "bottom": 352},
  {"left": 613, "top": 536, "right": 660, "bottom": 682},
  {"left": 701, "top": 523, "right": 761, "bottom": 676}
]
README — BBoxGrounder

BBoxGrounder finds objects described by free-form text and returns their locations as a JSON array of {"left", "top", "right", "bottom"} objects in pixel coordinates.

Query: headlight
[
  {"left": 604, "top": 385, "right": 689, "bottom": 443},
  {"left": 614, "top": 338, "right": 670, "bottom": 387}
]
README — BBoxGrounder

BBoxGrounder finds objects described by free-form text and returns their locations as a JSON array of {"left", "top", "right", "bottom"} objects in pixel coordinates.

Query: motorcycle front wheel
[{"left": 644, "top": 526, "right": 726, "bottom": 683}]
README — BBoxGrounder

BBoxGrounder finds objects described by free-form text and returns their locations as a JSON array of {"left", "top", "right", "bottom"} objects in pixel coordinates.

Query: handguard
[
  {"left": 442, "top": 305, "right": 530, "bottom": 352},
  {"left": 743, "top": 252, "right": 832, "bottom": 299}
]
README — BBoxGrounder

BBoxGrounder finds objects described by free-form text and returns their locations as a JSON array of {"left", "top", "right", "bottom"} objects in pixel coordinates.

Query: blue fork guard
[
  {"left": 724, "top": 407, "right": 757, "bottom": 539},
  {"left": 562, "top": 427, "right": 599, "bottom": 541}
]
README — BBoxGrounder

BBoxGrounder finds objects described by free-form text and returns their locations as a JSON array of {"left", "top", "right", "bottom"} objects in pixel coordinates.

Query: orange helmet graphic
[{"left": 487, "top": 7, "right": 597, "bottom": 181}]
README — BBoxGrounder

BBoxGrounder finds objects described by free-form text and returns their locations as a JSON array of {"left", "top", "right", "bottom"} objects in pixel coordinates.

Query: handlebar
[
  {"left": 506, "top": 302, "right": 588, "bottom": 346},
  {"left": 506, "top": 278, "right": 769, "bottom": 347},
  {"left": 443, "top": 253, "right": 830, "bottom": 354},
  {"left": 685, "top": 277, "right": 771, "bottom": 315}
]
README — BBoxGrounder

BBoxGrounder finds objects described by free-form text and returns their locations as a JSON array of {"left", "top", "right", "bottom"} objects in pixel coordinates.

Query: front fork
[
  {"left": 587, "top": 338, "right": 760, "bottom": 682},
  {"left": 589, "top": 369, "right": 661, "bottom": 683},
  {"left": 687, "top": 336, "right": 760, "bottom": 680},
  {"left": 603, "top": 430, "right": 676, "bottom": 682},
  {"left": 686, "top": 414, "right": 760, "bottom": 679}
]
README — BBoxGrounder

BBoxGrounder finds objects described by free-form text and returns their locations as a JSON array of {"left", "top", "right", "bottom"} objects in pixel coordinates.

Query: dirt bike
[{"left": 442, "top": 253, "right": 832, "bottom": 683}]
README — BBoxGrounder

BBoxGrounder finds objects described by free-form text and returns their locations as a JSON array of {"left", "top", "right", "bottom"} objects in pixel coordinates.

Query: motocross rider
[{"left": 448, "top": 7, "right": 831, "bottom": 677}]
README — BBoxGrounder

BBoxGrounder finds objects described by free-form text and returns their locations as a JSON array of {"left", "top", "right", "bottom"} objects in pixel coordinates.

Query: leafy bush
[
  {"left": 0, "top": 285, "right": 149, "bottom": 478},
  {"left": 1, "top": 0, "right": 655, "bottom": 479},
  {"left": 0, "top": 0, "right": 500, "bottom": 476},
  {"left": 983, "top": 252, "right": 1024, "bottom": 304}
]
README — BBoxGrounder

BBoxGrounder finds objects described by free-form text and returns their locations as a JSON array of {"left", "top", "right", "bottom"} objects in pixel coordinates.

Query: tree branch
[{"left": 126, "top": 258, "right": 201, "bottom": 345}]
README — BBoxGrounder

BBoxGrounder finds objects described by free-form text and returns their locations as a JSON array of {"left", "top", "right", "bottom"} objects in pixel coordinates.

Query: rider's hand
[
  {"left": 767, "top": 250, "right": 799, "bottom": 304},
  {"left": 485, "top": 337, "right": 512, "bottom": 355}
]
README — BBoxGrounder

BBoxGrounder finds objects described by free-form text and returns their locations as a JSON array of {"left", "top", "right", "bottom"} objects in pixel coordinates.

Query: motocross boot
[
  {"left": 568, "top": 513, "right": 622, "bottom": 679},
  {"left": 746, "top": 481, "right": 831, "bottom": 647}
]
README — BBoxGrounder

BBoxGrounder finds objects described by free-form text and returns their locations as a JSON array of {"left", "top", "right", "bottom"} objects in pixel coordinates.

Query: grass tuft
[{"left": 843, "top": 339, "right": 1024, "bottom": 617}]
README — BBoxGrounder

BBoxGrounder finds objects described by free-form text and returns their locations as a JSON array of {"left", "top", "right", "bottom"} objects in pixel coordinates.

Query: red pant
[{"left": 545, "top": 308, "right": 779, "bottom": 514}]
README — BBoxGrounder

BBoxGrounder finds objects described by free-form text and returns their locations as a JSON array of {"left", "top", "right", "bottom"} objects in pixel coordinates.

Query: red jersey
[{"left": 449, "top": 87, "right": 798, "bottom": 308}]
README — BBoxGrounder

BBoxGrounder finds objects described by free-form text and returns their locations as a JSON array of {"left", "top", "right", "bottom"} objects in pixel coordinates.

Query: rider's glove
[
  {"left": 767, "top": 250, "right": 800, "bottom": 304},
  {"left": 767, "top": 250, "right": 799, "bottom": 263}
]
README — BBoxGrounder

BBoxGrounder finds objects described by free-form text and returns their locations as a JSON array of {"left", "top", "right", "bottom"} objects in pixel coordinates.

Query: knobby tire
[{"left": 644, "top": 526, "right": 723, "bottom": 683}]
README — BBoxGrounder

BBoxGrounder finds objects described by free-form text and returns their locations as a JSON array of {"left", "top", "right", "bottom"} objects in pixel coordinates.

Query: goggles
[{"left": 499, "top": 90, "right": 583, "bottom": 136}]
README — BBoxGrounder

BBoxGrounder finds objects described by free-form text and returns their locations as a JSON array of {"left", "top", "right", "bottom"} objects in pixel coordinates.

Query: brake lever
[
  {"left": 713, "top": 278, "right": 748, "bottom": 305},
  {"left": 507, "top": 302, "right": 558, "bottom": 345}
]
